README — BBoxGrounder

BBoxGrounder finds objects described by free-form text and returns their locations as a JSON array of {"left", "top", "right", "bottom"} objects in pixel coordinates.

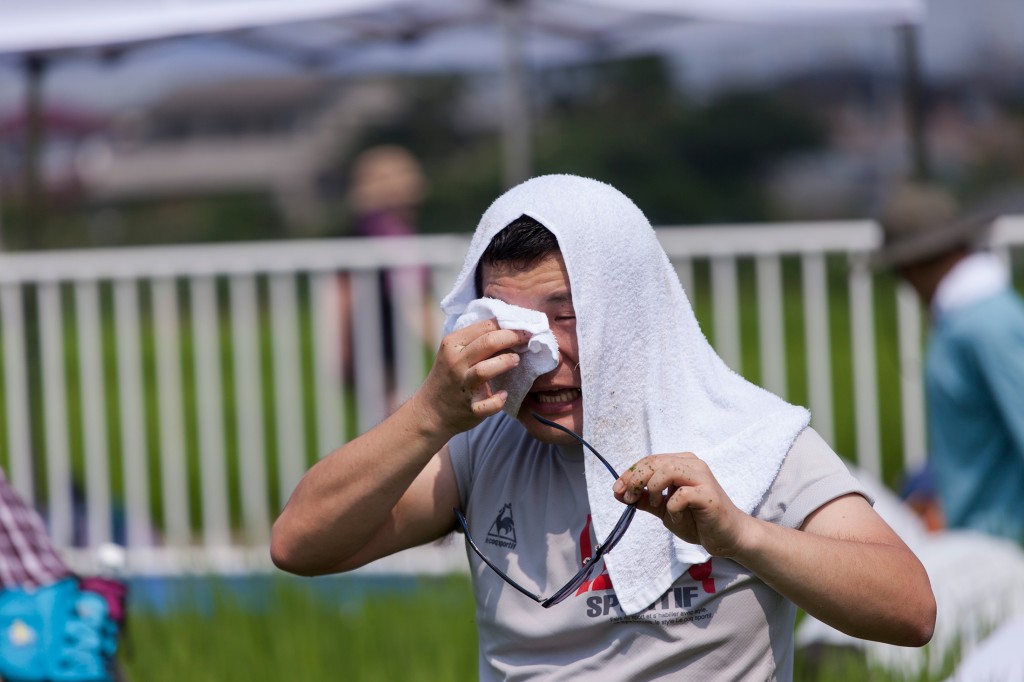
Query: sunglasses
[{"left": 454, "top": 413, "right": 637, "bottom": 608}]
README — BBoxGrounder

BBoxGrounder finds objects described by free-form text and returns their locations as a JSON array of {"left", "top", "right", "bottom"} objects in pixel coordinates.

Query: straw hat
[
  {"left": 348, "top": 145, "right": 426, "bottom": 214},
  {"left": 872, "top": 183, "right": 993, "bottom": 268}
]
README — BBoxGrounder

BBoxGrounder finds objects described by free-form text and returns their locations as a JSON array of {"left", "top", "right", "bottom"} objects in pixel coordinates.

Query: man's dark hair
[{"left": 474, "top": 215, "right": 560, "bottom": 294}]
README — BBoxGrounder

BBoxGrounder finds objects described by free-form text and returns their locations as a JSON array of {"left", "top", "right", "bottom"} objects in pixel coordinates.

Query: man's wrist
[
  {"left": 725, "top": 515, "right": 770, "bottom": 566},
  {"left": 404, "top": 390, "right": 460, "bottom": 445}
]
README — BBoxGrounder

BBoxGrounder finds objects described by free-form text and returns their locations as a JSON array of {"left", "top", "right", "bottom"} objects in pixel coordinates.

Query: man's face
[{"left": 480, "top": 251, "right": 582, "bottom": 446}]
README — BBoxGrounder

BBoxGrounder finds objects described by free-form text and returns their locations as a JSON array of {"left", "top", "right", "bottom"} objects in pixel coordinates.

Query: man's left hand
[{"left": 613, "top": 454, "right": 751, "bottom": 558}]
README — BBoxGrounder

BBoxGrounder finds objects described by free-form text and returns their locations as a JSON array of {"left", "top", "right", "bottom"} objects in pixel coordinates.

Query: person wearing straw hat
[
  {"left": 875, "top": 183, "right": 1024, "bottom": 544},
  {"left": 275, "top": 175, "right": 935, "bottom": 679},
  {"left": 336, "top": 145, "right": 430, "bottom": 407}
]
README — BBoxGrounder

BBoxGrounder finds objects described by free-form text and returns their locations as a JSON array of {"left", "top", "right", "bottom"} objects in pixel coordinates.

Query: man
[
  {"left": 876, "top": 183, "right": 1024, "bottom": 543},
  {"left": 273, "top": 175, "right": 934, "bottom": 679}
]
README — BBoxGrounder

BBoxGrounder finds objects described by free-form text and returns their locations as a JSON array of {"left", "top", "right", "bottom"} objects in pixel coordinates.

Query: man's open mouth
[{"left": 534, "top": 388, "right": 581, "bottom": 404}]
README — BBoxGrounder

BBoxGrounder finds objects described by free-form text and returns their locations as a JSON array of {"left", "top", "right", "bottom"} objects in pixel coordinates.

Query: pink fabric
[
  {"left": 0, "top": 468, "right": 72, "bottom": 589},
  {"left": 355, "top": 210, "right": 417, "bottom": 238},
  {"left": 80, "top": 576, "right": 128, "bottom": 624}
]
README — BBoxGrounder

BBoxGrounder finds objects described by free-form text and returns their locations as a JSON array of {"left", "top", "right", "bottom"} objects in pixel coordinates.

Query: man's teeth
[{"left": 536, "top": 389, "right": 580, "bottom": 404}]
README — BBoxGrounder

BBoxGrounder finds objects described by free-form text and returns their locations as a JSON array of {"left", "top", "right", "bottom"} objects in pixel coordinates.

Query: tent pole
[
  {"left": 898, "top": 25, "right": 930, "bottom": 182},
  {"left": 23, "top": 53, "right": 49, "bottom": 250},
  {"left": 499, "top": 0, "right": 531, "bottom": 188}
]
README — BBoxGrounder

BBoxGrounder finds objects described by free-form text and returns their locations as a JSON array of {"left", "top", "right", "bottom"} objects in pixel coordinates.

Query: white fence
[{"left": 1, "top": 218, "right": 1022, "bottom": 576}]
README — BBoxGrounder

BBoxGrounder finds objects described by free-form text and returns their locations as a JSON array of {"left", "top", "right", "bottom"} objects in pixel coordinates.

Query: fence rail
[{"left": 1, "top": 218, "right": 1022, "bottom": 576}]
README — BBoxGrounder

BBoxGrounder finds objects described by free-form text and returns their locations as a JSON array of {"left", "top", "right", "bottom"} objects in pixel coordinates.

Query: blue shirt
[{"left": 925, "top": 288, "right": 1024, "bottom": 543}]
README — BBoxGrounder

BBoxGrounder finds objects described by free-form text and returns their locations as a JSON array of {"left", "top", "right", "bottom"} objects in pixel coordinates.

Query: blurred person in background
[
  {"left": 274, "top": 175, "right": 934, "bottom": 680},
  {"left": 875, "top": 183, "right": 1024, "bottom": 545},
  {"left": 0, "top": 468, "right": 126, "bottom": 681},
  {"left": 347, "top": 145, "right": 426, "bottom": 240},
  {"left": 898, "top": 460, "right": 945, "bottom": 533},
  {"left": 337, "top": 144, "right": 430, "bottom": 407}
]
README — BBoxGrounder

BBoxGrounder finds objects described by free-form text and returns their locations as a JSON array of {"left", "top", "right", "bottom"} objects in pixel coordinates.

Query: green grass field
[
  {"left": 120, "top": 575, "right": 957, "bottom": 682},
  {"left": 122, "top": 576, "right": 479, "bottom": 682}
]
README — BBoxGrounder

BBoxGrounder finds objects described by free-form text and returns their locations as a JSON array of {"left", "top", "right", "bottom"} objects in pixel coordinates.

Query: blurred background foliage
[{"left": 0, "top": 56, "right": 831, "bottom": 248}]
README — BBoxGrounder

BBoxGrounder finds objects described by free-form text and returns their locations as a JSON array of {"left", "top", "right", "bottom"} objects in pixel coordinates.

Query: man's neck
[{"left": 907, "top": 251, "right": 964, "bottom": 308}]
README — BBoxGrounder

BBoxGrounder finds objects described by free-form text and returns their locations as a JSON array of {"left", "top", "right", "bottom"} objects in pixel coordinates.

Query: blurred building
[
  {"left": 0, "top": 105, "right": 105, "bottom": 197},
  {"left": 2, "top": 0, "right": 1023, "bottom": 235},
  {"left": 765, "top": 67, "right": 1024, "bottom": 219},
  {"left": 75, "top": 76, "right": 402, "bottom": 232}
]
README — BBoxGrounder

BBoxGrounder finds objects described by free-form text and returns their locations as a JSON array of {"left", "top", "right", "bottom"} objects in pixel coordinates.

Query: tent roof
[
  {"left": 0, "top": 0, "right": 388, "bottom": 55},
  {"left": 0, "top": 0, "right": 923, "bottom": 58}
]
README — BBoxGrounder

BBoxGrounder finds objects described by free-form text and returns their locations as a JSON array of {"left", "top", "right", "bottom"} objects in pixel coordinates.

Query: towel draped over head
[{"left": 441, "top": 174, "right": 810, "bottom": 615}]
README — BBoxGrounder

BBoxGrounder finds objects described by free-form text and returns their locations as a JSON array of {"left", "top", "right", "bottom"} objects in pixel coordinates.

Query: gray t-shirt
[{"left": 449, "top": 413, "right": 867, "bottom": 681}]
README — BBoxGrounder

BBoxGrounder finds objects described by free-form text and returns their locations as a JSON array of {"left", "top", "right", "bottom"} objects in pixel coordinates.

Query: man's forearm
[
  {"left": 270, "top": 392, "right": 454, "bottom": 575},
  {"left": 271, "top": 319, "right": 529, "bottom": 575},
  {"left": 733, "top": 514, "right": 935, "bottom": 646}
]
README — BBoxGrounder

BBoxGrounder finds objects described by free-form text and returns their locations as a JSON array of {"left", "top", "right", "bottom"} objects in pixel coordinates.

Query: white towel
[
  {"left": 448, "top": 297, "right": 559, "bottom": 417},
  {"left": 441, "top": 174, "right": 810, "bottom": 615}
]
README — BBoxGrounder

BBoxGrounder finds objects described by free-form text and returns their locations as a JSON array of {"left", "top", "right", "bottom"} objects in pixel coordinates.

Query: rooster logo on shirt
[{"left": 486, "top": 503, "right": 517, "bottom": 548}]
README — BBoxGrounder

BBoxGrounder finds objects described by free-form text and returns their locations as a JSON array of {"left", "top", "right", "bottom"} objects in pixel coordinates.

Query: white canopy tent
[
  {"left": 0, "top": 0, "right": 922, "bottom": 56},
  {"left": 0, "top": 0, "right": 925, "bottom": 247}
]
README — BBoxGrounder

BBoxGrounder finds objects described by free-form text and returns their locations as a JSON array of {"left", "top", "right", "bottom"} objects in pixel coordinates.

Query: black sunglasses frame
[{"left": 454, "top": 413, "right": 636, "bottom": 608}]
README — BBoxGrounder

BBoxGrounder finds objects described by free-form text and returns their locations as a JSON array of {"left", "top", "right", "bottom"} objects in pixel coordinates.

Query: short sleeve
[
  {"left": 448, "top": 430, "right": 473, "bottom": 510},
  {"left": 446, "top": 413, "right": 526, "bottom": 511},
  {"left": 754, "top": 428, "right": 871, "bottom": 529}
]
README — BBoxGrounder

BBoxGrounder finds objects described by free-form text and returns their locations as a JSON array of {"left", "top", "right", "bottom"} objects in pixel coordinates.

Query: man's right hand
[{"left": 416, "top": 319, "right": 531, "bottom": 436}]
